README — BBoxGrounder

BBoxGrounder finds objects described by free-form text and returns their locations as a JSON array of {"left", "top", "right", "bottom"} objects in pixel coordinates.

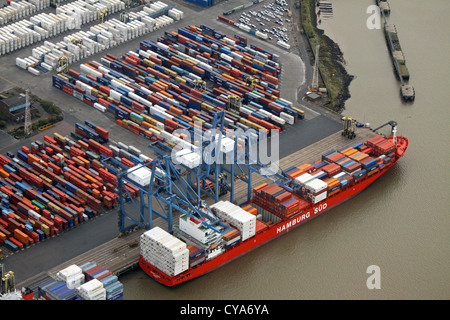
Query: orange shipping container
[
  {"left": 222, "top": 74, "right": 234, "bottom": 81},
  {"left": 14, "top": 229, "right": 29, "bottom": 245},
  {"left": 92, "top": 189, "right": 101, "bottom": 199},
  {"left": 27, "top": 154, "right": 40, "bottom": 165},
  {"left": 354, "top": 153, "right": 369, "bottom": 162},
  {"left": 297, "top": 163, "right": 314, "bottom": 173},
  {"left": 85, "top": 174, "right": 98, "bottom": 184},
  {"left": 77, "top": 140, "right": 89, "bottom": 150},
  {"left": 0, "top": 169, "right": 9, "bottom": 178},
  {"left": 326, "top": 178, "right": 341, "bottom": 189},
  {"left": 242, "top": 205, "right": 258, "bottom": 215},
  {"left": 141, "top": 121, "right": 153, "bottom": 129},
  {"left": 169, "top": 106, "right": 183, "bottom": 115},
  {"left": 79, "top": 156, "right": 91, "bottom": 168},
  {"left": 341, "top": 148, "right": 357, "bottom": 157},
  {"left": 253, "top": 183, "right": 269, "bottom": 194},
  {"left": 289, "top": 169, "right": 305, "bottom": 179}
]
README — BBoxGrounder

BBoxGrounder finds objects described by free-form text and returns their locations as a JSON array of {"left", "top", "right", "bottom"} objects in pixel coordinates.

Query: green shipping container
[
  {"left": 130, "top": 112, "right": 144, "bottom": 124},
  {"left": 32, "top": 200, "right": 46, "bottom": 212}
]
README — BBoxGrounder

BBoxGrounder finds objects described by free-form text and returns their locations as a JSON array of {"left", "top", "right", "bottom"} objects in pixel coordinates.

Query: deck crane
[{"left": 372, "top": 120, "right": 398, "bottom": 144}]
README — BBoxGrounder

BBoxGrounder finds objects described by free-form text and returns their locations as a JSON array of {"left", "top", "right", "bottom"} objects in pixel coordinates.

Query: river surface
[{"left": 119, "top": 0, "right": 450, "bottom": 300}]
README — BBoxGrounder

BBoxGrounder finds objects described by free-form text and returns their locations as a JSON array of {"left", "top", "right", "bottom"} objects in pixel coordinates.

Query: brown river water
[{"left": 119, "top": 0, "right": 449, "bottom": 300}]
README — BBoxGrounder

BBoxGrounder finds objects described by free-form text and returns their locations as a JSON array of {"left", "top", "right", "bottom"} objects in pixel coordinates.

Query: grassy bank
[{"left": 300, "top": 0, "right": 353, "bottom": 112}]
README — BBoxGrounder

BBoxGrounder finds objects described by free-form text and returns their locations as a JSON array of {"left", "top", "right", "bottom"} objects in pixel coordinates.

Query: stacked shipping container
[
  {"left": 52, "top": 25, "right": 304, "bottom": 166},
  {"left": 15, "top": 2, "right": 183, "bottom": 75},
  {"left": 140, "top": 226, "right": 189, "bottom": 276},
  {"left": 251, "top": 135, "right": 398, "bottom": 219},
  {"left": 38, "top": 262, "right": 123, "bottom": 300},
  {"left": 0, "top": 122, "right": 144, "bottom": 254}
]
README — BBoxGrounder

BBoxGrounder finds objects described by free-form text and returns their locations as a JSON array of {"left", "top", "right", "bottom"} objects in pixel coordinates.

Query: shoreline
[{"left": 299, "top": 0, "right": 354, "bottom": 113}]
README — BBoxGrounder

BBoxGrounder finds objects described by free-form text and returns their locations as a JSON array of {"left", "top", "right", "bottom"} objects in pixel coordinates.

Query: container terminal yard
[{"left": 0, "top": 0, "right": 407, "bottom": 300}]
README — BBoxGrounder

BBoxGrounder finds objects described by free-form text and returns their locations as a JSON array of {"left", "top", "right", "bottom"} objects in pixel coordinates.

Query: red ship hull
[{"left": 139, "top": 136, "right": 408, "bottom": 286}]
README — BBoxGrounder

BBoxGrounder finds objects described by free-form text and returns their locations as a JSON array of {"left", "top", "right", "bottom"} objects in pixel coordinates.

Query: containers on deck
[{"left": 140, "top": 226, "right": 189, "bottom": 276}]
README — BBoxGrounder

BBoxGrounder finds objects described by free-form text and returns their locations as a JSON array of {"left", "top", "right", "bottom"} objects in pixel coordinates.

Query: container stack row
[
  {"left": 210, "top": 200, "right": 256, "bottom": 241},
  {"left": 51, "top": 26, "right": 303, "bottom": 167},
  {"left": 16, "top": 2, "right": 182, "bottom": 75},
  {"left": 251, "top": 136, "right": 398, "bottom": 220},
  {"left": 0, "top": 0, "right": 51, "bottom": 26},
  {"left": 252, "top": 183, "right": 310, "bottom": 219},
  {"left": 0, "top": 122, "right": 150, "bottom": 255},
  {"left": 38, "top": 262, "right": 123, "bottom": 300},
  {"left": 140, "top": 226, "right": 190, "bottom": 276},
  {"left": 142, "top": 201, "right": 270, "bottom": 272},
  {"left": 2, "top": 0, "right": 125, "bottom": 58}
]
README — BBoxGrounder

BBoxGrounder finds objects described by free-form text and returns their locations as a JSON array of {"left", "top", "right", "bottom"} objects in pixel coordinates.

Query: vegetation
[
  {"left": 5, "top": 87, "right": 63, "bottom": 138},
  {"left": 300, "top": 0, "right": 353, "bottom": 112}
]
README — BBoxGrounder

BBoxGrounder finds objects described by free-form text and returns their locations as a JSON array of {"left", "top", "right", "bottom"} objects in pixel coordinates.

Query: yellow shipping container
[
  {"left": 143, "top": 58, "right": 154, "bottom": 67},
  {"left": 252, "top": 59, "right": 265, "bottom": 67},
  {"left": 291, "top": 106, "right": 305, "bottom": 117},
  {"left": 201, "top": 102, "right": 214, "bottom": 111},
  {"left": 53, "top": 132, "right": 66, "bottom": 145},
  {"left": 155, "top": 81, "right": 168, "bottom": 90},
  {"left": 39, "top": 174, "right": 52, "bottom": 185},
  {"left": 186, "top": 58, "right": 198, "bottom": 65},
  {"left": 57, "top": 74, "right": 69, "bottom": 81},
  {"left": 175, "top": 76, "right": 186, "bottom": 84},
  {"left": 192, "top": 116, "right": 205, "bottom": 124},
  {"left": 90, "top": 88, "right": 99, "bottom": 97},
  {"left": 41, "top": 224, "right": 50, "bottom": 236},
  {"left": 168, "top": 70, "right": 177, "bottom": 78}
]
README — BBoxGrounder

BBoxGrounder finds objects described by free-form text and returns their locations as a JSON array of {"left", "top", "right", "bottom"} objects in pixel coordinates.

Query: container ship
[{"left": 139, "top": 134, "right": 408, "bottom": 286}]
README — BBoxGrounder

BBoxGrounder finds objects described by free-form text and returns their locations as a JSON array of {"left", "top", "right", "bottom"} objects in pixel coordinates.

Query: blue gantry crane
[{"left": 103, "top": 109, "right": 301, "bottom": 236}]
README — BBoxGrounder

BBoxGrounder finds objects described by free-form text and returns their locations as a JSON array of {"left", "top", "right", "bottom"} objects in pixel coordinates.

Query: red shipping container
[
  {"left": 85, "top": 265, "right": 103, "bottom": 281},
  {"left": 366, "top": 136, "right": 385, "bottom": 148},
  {"left": 47, "top": 162, "right": 61, "bottom": 175},
  {"left": 8, "top": 237, "right": 24, "bottom": 250},
  {"left": 44, "top": 135, "right": 57, "bottom": 145}
]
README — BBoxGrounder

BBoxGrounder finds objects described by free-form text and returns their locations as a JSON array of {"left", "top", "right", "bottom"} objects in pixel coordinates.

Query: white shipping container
[
  {"left": 15, "top": 57, "right": 28, "bottom": 69},
  {"left": 93, "top": 103, "right": 107, "bottom": 112},
  {"left": 280, "top": 112, "right": 294, "bottom": 125}
]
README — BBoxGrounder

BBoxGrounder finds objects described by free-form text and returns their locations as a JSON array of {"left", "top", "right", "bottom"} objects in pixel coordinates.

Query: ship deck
[{"left": 16, "top": 127, "right": 378, "bottom": 293}]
